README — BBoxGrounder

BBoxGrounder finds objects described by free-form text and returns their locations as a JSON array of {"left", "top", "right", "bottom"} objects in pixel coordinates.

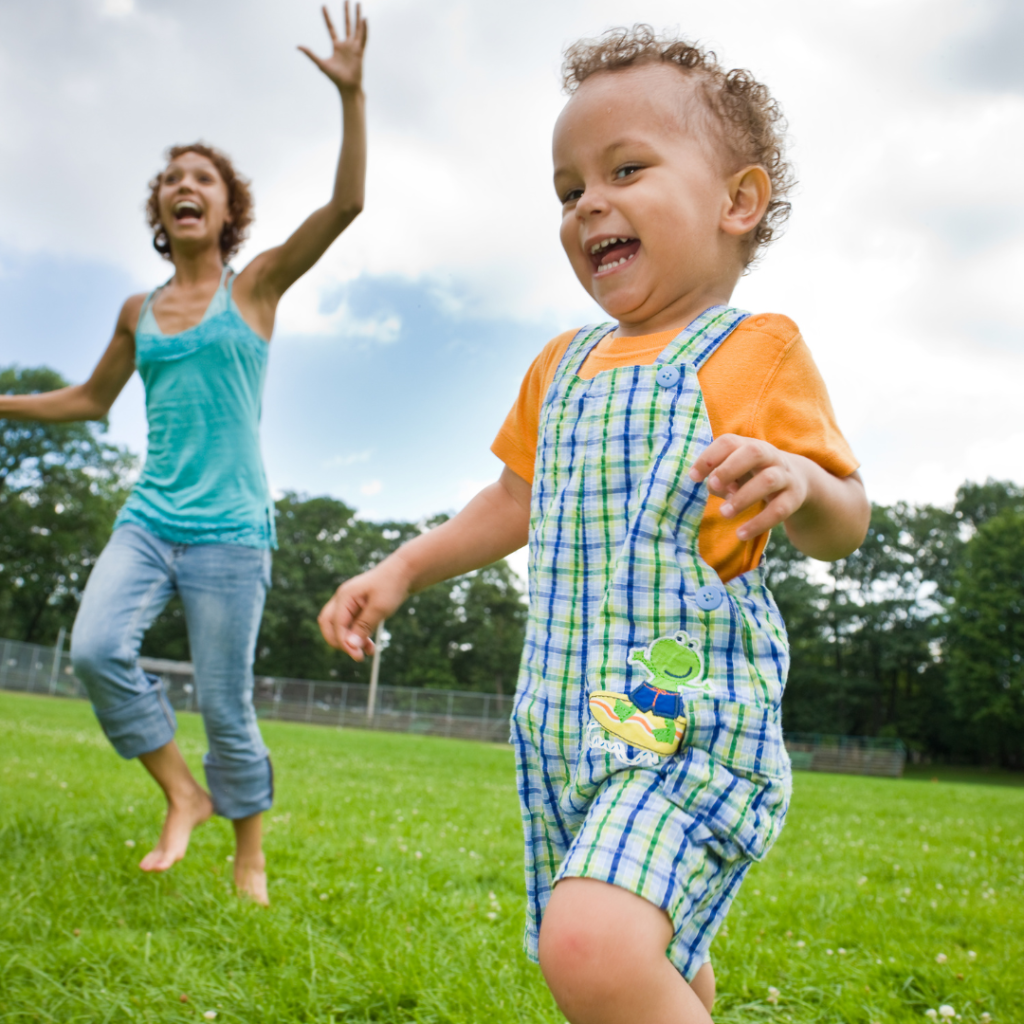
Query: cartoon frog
[
  {"left": 588, "top": 631, "right": 705, "bottom": 757},
  {"left": 630, "top": 631, "right": 705, "bottom": 691}
]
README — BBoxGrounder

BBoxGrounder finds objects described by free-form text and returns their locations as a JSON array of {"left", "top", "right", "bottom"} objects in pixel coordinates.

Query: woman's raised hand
[{"left": 299, "top": 2, "right": 368, "bottom": 94}]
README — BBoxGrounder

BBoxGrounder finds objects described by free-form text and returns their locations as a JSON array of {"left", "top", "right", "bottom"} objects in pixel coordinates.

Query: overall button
[
  {"left": 655, "top": 365, "right": 681, "bottom": 388},
  {"left": 695, "top": 585, "right": 725, "bottom": 611}
]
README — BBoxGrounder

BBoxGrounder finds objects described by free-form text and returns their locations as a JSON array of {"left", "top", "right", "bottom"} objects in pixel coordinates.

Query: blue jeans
[{"left": 71, "top": 524, "right": 273, "bottom": 819}]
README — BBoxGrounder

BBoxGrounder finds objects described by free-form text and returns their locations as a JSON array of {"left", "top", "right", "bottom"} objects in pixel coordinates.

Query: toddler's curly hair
[
  {"left": 145, "top": 142, "right": 254, "bottom": 263},
  {"left": 562, "top": 25, "right": 794, "bottom": 265}
]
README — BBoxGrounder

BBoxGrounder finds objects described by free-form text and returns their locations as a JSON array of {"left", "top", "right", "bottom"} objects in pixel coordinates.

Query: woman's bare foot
[
  {"left": 234, "top": 852, "right": 269, "bottom": 905},
  {"left": 139, "top": 785, "right": 214, "bottom": 872},
  {"left": 232, "top": 812, "right": 269, "bottom": 905},
  {"left": 137, "top": 741, "right": 214, "bottom": 873}
]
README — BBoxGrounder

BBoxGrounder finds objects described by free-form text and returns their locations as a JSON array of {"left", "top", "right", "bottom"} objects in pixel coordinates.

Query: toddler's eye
[
  {"left": 561, "top": 187, "right": 583, "bottom": 204},
  {"left": 614, "top": 165, "right": 641, "bottom": 180}
]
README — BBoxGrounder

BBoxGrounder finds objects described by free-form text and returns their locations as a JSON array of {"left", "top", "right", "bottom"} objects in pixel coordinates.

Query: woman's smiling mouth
[
  {"left": 590, "top": 236, "right": 640, "bottom": 274},
  {"left": 172, "top": 200, "right": 203, "bottom": 223}
]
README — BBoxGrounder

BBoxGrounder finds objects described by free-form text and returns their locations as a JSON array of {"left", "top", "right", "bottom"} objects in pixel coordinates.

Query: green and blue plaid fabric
[{"left": 511, "top": 306, "right": 792, "bottom": 980}]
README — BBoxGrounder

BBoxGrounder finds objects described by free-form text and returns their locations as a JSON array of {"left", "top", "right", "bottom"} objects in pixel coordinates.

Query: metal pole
[
  {"left": 367, "top": 621, "right": 384, "bottom": 722},
  {"left": 49, "top": 627, "right": 66, "bottom": 695},
  {"left": 0, "top": 639, "right": 10, "bottom": 690}
]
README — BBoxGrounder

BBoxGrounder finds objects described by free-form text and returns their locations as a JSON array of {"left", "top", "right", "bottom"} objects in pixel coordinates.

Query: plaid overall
[{"left": 511, "top": 306, "right": 793, "bottom": 980}]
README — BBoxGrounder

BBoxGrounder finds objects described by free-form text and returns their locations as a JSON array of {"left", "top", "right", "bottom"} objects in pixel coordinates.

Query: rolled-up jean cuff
[
  {"left": 204, "top": 755, "right": 273, "bottom": 819},
  {"left": 93, "top": 673, "right": 177, "bottom": 760}
]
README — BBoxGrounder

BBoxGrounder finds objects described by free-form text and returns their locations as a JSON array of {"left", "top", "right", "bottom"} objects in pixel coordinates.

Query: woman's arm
[
  {"left": 0, "top": 296, "right": 140, "bottom": 422},
  {"left": 235, "top": 4, "right": 367, "bottom": 321}
]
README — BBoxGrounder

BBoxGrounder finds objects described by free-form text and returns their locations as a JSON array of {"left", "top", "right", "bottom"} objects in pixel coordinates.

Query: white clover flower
[
  {"left": 968, "top": 951, "right": 977, "bottom": 960},
  {"left": 858, "top": 876, "right": 868, "bottom": 885},
  {"left": 925, "top": 1011, "right": 938, "bottom": 1020},
  {"left": 936, "top": 953, "right": 947, "bottom": 964},
  {"left": 124, "top": 840, "right": 135, "bottom": 848},
  {"left": 767, "top": 986, "right": 780, "bottom": 1006},
  {"left": 203, "top": 1014, "right": 217, "bottom": 1021},
  {"left": 938, "top": 1006, "right": 955, "bottom": 1019},
  {"left": 980, "top": 1012, "right": 992, "bottom": 1022}
]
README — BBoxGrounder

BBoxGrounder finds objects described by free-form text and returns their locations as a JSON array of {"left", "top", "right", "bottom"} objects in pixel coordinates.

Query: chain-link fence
[
  {"left": 0, "top": 636, "right": 514, "bottom": 743},
  {"left": 1, "top": 636, "right": 907, "bottom": 773},
  {"left": 785, "top": 732, "right": 905, "bottom": 777}
]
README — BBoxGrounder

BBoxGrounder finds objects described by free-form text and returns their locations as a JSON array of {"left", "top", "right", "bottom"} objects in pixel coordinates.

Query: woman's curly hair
[
  {"left": 145, "top": 142, "right": 254, "bottom": 263},
  {"left": 562, "top": 25, "right": 794, "bottom": 266}
]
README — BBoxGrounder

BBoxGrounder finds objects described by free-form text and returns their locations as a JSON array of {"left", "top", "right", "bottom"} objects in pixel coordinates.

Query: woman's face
[{"left": 157, "top": 151, "right": 231, "bottom": 257}]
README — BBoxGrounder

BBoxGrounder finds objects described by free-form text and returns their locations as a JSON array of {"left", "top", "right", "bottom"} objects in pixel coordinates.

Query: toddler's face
[{"left": 553, "top": 64, "right": 737, "bottom": 331}]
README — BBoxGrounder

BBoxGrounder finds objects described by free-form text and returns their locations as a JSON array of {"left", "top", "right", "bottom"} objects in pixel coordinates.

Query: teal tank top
[{"left": 115, "top": 266, "right": 277, "bottom": 549}]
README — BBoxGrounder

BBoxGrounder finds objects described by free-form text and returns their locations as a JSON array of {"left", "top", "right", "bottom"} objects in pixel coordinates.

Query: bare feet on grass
[
  {"left": 232, "top": 812, "right": 269, "bottom": 906},
  {"left": 234, "top": 851, "right": 269, "bottom": 906},
  {"left": 139, "top": 785, "right": 214, "bottom": 872},
  {"left": 138, "top": 741, "right": 214, "bottom": 873}
]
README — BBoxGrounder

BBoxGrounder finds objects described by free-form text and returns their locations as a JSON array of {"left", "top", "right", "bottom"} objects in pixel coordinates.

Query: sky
[{"left": 1, "top": 0, "right": 1021, "bottom": 538}]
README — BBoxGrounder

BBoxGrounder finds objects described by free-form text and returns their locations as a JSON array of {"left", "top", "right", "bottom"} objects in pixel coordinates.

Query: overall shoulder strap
[
  {"left": 553, "top": 323, "right": 616, "bottom": 381},
  {"left": 658, "top": 305, "right": 751, "bottom": 371}
]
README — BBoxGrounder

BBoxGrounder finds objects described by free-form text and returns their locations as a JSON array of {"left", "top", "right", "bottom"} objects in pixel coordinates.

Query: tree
[
  {"left": 0, "top": 367, "right": 135, "bottom": 644},
  {"left": 944, "top": 506, "right": 1024, "bottom": 768},
  {"left": 140, "top": 494, "right": 529, "bottom": 694},
  {"left": 449, "top": 561, "right": 528, "bottom": 695}
]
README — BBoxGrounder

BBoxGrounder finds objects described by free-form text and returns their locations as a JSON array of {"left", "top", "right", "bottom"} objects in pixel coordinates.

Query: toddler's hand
[
  {"left": 318, "top": 558, "right": 410, "bottom": 661},
  {"left": 688, "top": 434, "right": 810, "bottom": 541}
]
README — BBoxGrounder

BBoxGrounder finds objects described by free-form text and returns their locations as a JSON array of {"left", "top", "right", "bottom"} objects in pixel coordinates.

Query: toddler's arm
[
  {"left": 688, "top": 435, "right": 869, "bottom": 561},
  {"left": 318, "top": 467, "right": 531, "bottom": 659}
]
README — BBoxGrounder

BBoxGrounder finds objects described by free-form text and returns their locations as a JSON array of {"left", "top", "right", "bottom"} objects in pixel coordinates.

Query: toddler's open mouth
[{"left": 590, "top": 236, "right": 640, "bottom": 274}]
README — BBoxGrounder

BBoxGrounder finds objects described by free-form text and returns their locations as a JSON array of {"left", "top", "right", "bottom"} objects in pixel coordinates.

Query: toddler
[{"left": 319, "top": 25, "right": 868, "bottom": 1024}]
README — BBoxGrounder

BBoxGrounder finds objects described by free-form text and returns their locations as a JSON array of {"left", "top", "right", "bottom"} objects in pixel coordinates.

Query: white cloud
[
  {"left": 360, "top": 479, "right": 383, "bottom": 496},
  {"left": 101, "top": 0, "right": 134, "bottom": 17},
  {"left": 1, "top": 0, "right": 1022, "bottom": 512},
  {"left": 323, "top": 449, "right": 373, "bottom": 468}
]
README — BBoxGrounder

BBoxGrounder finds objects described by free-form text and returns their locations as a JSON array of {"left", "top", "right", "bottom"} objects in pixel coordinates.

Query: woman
[{"left": 0, "top": 3, "right": 367, "bottom": 904}]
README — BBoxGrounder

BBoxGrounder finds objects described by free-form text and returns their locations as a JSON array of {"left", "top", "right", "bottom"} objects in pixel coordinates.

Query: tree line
[{"left": 2, "top": 365, "right": 1022, "bottom": 765}]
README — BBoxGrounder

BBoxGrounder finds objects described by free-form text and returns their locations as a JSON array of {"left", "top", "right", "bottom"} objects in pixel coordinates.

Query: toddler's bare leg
[
  {"left": 539, "top": 878, "right": 713, "bottom": 1024},
  {"left": 232, "top": 813, "right": 268, "bottom": 906},
  {"left": 138, "top": 741, "right": 213, "bottom": 871},
  {"left": 690, "top": 962, "right": 715, "bottom": 1013}
]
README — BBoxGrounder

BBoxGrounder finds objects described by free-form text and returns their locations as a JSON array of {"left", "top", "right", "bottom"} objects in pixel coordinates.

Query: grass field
[{"left": 1, "top": 692, "right": 1022, "bottom": 1024}]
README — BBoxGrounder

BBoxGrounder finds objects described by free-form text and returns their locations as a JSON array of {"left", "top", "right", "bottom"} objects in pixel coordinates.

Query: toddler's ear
[{"left": 722, "top": 166, "right": 771, "bottom": 239}]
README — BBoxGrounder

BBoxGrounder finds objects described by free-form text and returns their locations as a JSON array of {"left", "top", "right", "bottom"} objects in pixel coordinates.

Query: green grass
[{"left": 1, "top": 692, "right": 1022, "bottom": 1023}]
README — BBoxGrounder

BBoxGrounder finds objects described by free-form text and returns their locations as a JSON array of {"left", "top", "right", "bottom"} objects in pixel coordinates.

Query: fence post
[
  {"left": 48, "top": 627, "right": 66, "bottom": 695},
  {"left": 0, "top": 639, "right": 9, "bottom": 690},
  {"left": 306, "top": 681, "right": 314, "bottom": 722},
  {"left": 367, "top": 621, "right": 384, "bottom": 723},
  {"left": 445, "top": 691, "right": 454, "bottom": 737},
  {"left": 28, "top": 646, "right": 41, "bottom": 694}
]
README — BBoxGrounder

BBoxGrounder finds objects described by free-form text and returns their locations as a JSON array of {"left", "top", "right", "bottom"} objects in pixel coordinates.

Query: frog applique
[{"left": 589, "top": 631, "right": 706, "bottom": 756}]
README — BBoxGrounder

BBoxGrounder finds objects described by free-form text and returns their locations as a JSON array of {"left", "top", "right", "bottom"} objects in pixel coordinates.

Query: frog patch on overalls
[{"left": 590, "top": 631, "right": 707, "bottom": 756}]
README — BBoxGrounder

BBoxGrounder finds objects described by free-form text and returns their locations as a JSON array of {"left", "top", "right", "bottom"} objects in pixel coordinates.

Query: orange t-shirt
[{"left": 492, "top": 313, "right": 859, "bottom": 583}]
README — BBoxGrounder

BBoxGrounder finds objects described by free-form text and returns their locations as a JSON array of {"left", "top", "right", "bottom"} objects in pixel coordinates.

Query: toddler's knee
[{"left": 539, "top": 911, "right": 615, "bottom": 1003}]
